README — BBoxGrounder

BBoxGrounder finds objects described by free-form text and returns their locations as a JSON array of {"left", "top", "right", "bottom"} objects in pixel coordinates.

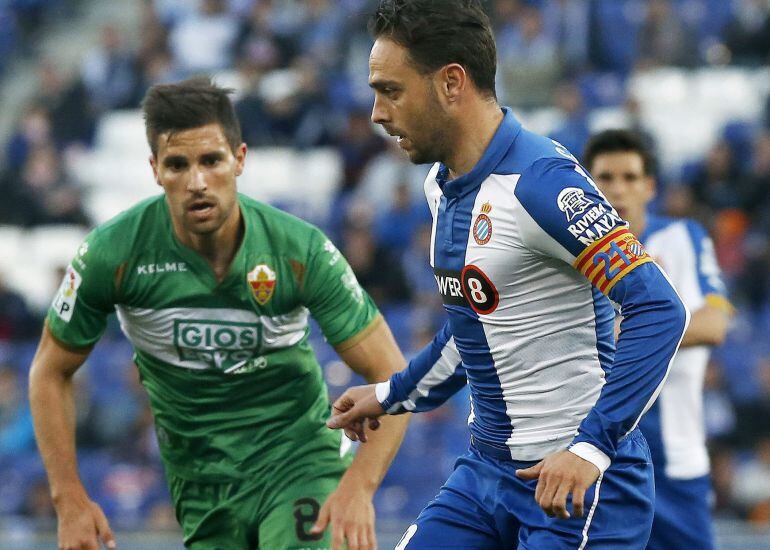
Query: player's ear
[
  {"left": 645, "top": 175, "right": 656, "bottom": 201},
  {"left": 234, "top": 143, "right": 247, "bottom": 177},
  {"left": 440, "top": 63, "right": 467, "bottom": 104},
  {"left": 149, "top": 155, "right": 161, "bottom": 187}
]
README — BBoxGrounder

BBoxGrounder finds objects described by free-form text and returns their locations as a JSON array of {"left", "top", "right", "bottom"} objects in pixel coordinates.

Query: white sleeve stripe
[{"left": 400, "top": 336, "right": 461, "bottom": 411}]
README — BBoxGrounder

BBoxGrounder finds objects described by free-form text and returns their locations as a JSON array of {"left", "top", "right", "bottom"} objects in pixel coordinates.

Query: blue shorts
[
  {"left": 646, "top": 472, "right": 714, "bottom": 550},
  {"left": 395, "top": 429, "right": 654, "bottom": 549}
]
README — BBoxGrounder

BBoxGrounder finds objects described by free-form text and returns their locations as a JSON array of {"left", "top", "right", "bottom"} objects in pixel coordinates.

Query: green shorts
[{"left": 168, "top": 447, "right": 351, "bottom": 549}]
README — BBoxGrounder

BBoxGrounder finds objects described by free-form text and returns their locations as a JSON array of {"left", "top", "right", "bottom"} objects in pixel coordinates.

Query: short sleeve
[
  {"left": 301, "top": 229, "right": 380, "bottom": 347},
  {"left": 46, "top": 230, "right": 116, "bottom": 349},
  {"left": 684, "top": 221, "right": 726, "bottom": 296},
  {"left": 514, "top": 157, "right": 653, "bottom": 296}
]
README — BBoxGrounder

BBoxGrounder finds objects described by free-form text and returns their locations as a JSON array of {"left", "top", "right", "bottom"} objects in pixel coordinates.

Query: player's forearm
[
  {"left": 341, "top": 413, "right": 410, "bottom": 493},
  {"left": 572, "top": 264, "right": 689, "bottom": 467},
  {"left": 378, "top": 321, "right": 467, "bottom": 414},
  {"left": 335, "top": 317, "right": 412, "bottom": 491},
  {"left": 679, "top": 303, "right": 730, "bottom": 347},
  {"left": 29, "top": 365, "right": 86, "bottom": 504}
]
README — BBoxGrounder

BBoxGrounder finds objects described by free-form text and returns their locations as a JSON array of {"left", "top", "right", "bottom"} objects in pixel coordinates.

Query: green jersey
[{"left": 47, "top": 194, "right": 379, "bottom": 481}]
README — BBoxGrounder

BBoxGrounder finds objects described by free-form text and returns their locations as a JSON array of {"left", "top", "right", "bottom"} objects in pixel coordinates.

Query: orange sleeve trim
[
  {"left": 573, "top": 228, "right": 652, "bottom": 296},
  {"left": 574, "top": 227, "right": 628, "bottom": 272},
  {"left": 705, "top": 294, "right": 735, "bottom": 315}
]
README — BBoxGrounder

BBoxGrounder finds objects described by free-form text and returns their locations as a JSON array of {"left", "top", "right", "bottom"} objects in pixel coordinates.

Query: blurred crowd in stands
[{"left": 1, "top": 0, "right": 770, "bottom": 534}]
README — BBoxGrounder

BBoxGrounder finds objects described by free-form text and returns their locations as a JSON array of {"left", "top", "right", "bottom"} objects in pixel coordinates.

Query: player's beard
[{"left": 404, "top": 84, "right": 455, "bottom": 166}]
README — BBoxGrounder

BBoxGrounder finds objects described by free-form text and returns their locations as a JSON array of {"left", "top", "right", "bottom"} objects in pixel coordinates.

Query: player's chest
[
  {"left": 116, "top": 251, "right": 311, "bottom": 373},
  {"left": 119, "top": 249, "right": 301, "bottom": 314},
  {"left": 428, "top": 187, "right": 527, "bottom": 315}
]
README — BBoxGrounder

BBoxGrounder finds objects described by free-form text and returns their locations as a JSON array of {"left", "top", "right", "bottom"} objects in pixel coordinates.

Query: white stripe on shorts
[{"left": 578, "top": 473, "right": 604, "bottom": 550}]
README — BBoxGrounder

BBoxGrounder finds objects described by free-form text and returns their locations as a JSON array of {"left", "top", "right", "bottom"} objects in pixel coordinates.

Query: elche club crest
[
  {"left": 473, "top": 202, "right": 493, "bottom": 246},
  {"left": 247, "top": 264, "right": 276, "bottom": 305}
]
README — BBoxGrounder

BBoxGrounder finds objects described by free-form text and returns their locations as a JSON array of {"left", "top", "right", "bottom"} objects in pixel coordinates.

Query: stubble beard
[{"left": 405, "top": 89, "right": 454, "bottom": 166}]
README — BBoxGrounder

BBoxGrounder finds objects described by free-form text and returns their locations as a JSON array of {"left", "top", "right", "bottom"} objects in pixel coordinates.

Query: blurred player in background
[
  {"left": 28, "top": 77, "right": 408, "bottom": 550},
  {"left": 327, "top": 1, "right": 689, "bottom": 548},
  {"left": 584, "top": 129, "right": 733, "bottom": 550}
]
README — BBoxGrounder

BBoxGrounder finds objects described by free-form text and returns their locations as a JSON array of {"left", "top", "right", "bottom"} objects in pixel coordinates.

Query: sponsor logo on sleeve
[
  {"left": 323, "top": 240, "right": 342, "bottom": 265},
  {"left": 52, "top": 265, "right": 82, "bottom": 322},
  {"left": 557, "top": 187, "right": 593, "bottom": 222},
  {"left": 552, "top": 140, "right": 579, "bottom": 162},
  {"left": 566, "top": 203, "right": 625, "bottom": 246},
  {"left": 248, "top": 264, "right": 277, "bottom": 305},
  {"left": 473, "top": 202, "right": 493, "bottom": 246},
  {"left": 341, "top": 266, "right": 365, "bottom": 304}
]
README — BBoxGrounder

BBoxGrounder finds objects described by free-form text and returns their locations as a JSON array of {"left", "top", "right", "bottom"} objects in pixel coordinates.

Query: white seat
[{"left": 94, "top": 110, "right": 149, "bottom": 155}]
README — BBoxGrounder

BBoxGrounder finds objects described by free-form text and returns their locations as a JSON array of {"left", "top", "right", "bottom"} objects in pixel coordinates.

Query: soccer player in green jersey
[{"left": 29, "top": 77, "right": 409, "bottom": 550}]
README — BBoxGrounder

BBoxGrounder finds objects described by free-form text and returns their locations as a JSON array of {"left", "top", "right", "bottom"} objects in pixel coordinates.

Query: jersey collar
[
  {"left": 638, "top": 212, "right": 669, "bottom": 243},
  {"left": 437, "top": 107, "right": 522, "bottom": 199}
]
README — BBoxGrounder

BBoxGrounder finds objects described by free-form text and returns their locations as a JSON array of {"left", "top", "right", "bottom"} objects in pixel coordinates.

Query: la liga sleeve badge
[{"left": 248, "top": 264, "right": 277, "bottom": 305}]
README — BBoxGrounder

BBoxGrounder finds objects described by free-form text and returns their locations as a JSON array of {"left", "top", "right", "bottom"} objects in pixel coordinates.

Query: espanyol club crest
[
  {"left": 473, "top": 202, "right": 493, "bottom": 245},
  {"left": 247, "top": 264, "right": 276, "bottom": 305}
]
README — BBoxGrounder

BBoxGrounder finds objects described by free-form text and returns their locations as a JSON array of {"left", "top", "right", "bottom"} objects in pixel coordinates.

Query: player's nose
[
  {"left": 187, "top": 167, "right": 207, "bottom": 192},
  {"left": 371, "top": 96, "right": 389, "bottom": 125}
]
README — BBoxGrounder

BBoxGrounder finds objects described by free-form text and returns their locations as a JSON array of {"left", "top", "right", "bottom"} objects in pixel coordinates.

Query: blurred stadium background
[{"left": 0, "top": 0, "right": 769, "bottom": 548}]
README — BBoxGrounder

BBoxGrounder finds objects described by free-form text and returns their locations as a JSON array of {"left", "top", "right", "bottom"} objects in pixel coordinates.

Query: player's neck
[
  {"left": 446, "top": 101, "right": 504, "bottom": 180},
  {"left": 178, "top": 207, "right": 244, "bottom": 281},
  {"left": 627, "top": 213, "right": 647, "bottom": 239}
]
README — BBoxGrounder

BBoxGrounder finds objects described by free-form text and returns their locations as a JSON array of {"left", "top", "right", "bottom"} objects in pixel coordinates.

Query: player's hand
[
  {"left": 310, "top": 480, "right": 376, "bottom": 550},
  {"left": 55, "top": 492, "right": 116, "bottom": 550},
  {"left": 326, "top": 384, "right": 385, "bottom": 443},
  {"left": 515, "top": 450, "right": 600, "bottom": 520}
]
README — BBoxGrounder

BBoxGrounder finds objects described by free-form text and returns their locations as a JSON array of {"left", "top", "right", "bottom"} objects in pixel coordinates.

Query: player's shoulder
[
  {"left": 238, "top": 194, "right": 325, "bottom": 250},
  {"left": 645, "top": 215, "right": 707, "bottom": 247},
  {"left": 502, "top": 129, "right": 592, "bottom": 217},
  {"left": 506, "top": 129, "right": 607, "bottom": 221},
  {"left": 82, "top": 194, "right": 167, "bottom": 263},
  {"left": 497, "top": 122, "right": 578, "bottom": 179}
]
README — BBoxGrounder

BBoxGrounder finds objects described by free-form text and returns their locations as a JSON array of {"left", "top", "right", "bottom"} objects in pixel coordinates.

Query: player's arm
[
  {"left": 310, "top": 317, "right": 410, "bottom": 549},
  {"left": 300, "top": 231, "right": 410, "bottom": 550},
  {"left": 512, "top": 155, "right": 688, "bottom": 519},
  {"left": 678, "top": 221, "right": 733, "bottom": 348},
  {"left": 29, "top": 326, "right": 115, "bottom": 550},
  {"left": 326, "top": 320, "right": 467, "bottom": 433},
  {"left": 680, "top": 300, "right": 730, "bottom": 347},
  {"left": 570, "top": 262, "right": 688, "bottom": 466},
  {"left": 34, "top": 231, "right": 117, "bottom": 548}
]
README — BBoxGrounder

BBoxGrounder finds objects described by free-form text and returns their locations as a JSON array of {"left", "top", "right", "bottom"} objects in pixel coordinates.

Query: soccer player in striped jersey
[
  {"left": 29, "top": 77, "right": 408, "bottom": 550},
  {"left": 327, "top": 1, "right": 689, "bottom": 548},
  {"left": 584, "top": 129, "right": 732, "bottom": 550}
]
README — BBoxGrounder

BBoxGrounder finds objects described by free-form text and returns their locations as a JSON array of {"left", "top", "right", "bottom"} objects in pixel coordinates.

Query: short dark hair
[
  {"left": 369, "top": 0, "right": 497, "bottom": 98},
  {"left": 583, "top": 129, "right": 656, "bottom": 175},
  {"left": 141, "top": 76, "right": 242, "bottom": 156}
]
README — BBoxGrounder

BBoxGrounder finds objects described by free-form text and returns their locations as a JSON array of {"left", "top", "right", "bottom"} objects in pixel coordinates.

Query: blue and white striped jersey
[
  {"left": 377, "top": 109, "right": 689, "bottom": 469},
  {"left": 638, "top": 215, "right": 729, "bottom": 479}
]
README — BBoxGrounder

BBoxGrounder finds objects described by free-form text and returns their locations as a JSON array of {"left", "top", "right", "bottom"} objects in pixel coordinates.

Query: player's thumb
[
  {"left": 92, "top": 503, "right": 116, "bottom": 549},
  {"left": 310, "top": 501, "right": 331, "bottom": 535},
  {"left": 515, "top": 461, "right": 543, "bottom": 480}
]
